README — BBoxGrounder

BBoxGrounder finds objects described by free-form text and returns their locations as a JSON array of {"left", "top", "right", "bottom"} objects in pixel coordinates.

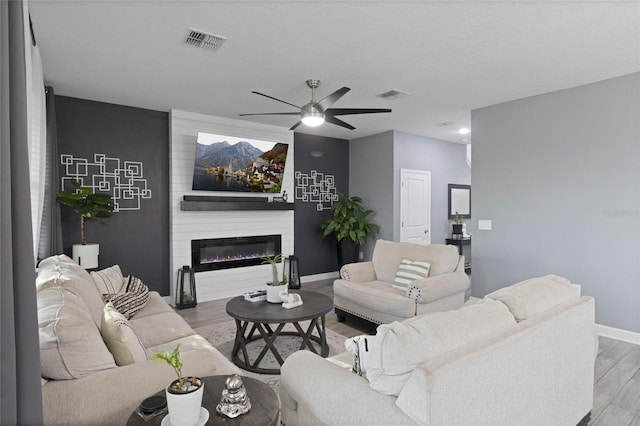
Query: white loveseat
[
  {"left": 281, "top": 275, "right": 596, "bottom": 426},
  {"left": 37, "top": 255, "right": 240, "bottom": 425},
  {"left": 334, "top": 239, "right": 470, "bottom": 325}
]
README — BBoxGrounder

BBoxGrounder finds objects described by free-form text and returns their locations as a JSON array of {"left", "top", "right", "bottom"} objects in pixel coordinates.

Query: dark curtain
[
  {"left": 38, "top": 85, "right": 63, "bottom": 260},
  {"left": 0, "top": 1, "right": 45, "bottom": 424}
]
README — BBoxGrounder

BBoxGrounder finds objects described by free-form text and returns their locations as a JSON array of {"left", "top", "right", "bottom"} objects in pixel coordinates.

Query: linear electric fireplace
[{"left": 191, "top": 235, "right": 282, "bottom": 272}]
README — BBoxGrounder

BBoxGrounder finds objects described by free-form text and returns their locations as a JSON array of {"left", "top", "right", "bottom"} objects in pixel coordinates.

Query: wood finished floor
[{"left": 177, "top": 279, "right": 640, "bottom": 425}]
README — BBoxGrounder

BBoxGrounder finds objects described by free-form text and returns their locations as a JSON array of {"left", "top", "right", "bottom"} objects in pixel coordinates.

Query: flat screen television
[{"left": 192, "top": 132, "right": 289, "bottom": 193}]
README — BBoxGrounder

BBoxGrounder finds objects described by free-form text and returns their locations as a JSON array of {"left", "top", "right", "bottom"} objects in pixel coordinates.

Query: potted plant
[
  {"left": 321, "top": 192, "right": 380, "bottom": 267},
  {"left": 56, "top": 179, "right": 114, "bottom": 269},
  {"left": 151, "top": 345, "right": 204, "bottom": 426},
  {"left": 261, "top": 253, "right": 288, "bottom": 303},
  {"left": 452, "top": 211, "right": 464, "bottom": 236}
]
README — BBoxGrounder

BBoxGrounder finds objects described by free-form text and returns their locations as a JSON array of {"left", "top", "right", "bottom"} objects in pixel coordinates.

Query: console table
[{"left": 445, "top": 237, "right": 471, "bottom": 274}]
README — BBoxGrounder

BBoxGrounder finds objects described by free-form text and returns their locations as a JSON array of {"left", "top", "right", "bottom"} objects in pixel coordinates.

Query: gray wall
[
  {"left": 56, "top": 96, "right": 170, "bottom": 294},
  {"left": 471, "top": 72, "right": 640, "bottom": 332},
  {"left": 350, "top": 130, "right": 470, "bottom": 259},
  {"left": 350, "top": 131, "right": 395, "bottom": 260},
  {"left": 294, "top": 132, "right": 349, "bottom": 275},
  {"left": 393, "top": 130, "right": 471, "bottom": 244}
]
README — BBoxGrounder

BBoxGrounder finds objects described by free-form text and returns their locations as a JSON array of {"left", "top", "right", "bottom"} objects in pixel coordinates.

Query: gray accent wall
[
  {"left": 471, "top": 72, "right": 640, "bottom": 333},
  {"left": 350, "top": 131, "right": 395, "bottom": 260},
  {"left": 294, "top": 133, "right": 349, "bottom": 274},
  {"left": 350, "top": 130, "right": 470, "bottom": 260},
  {"left": 56, "top": 96, "right": 170, "bottom": 294}
]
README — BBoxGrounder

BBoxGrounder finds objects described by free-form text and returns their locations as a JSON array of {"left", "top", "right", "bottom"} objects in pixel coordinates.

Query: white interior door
[{"left": 400, "top": 169, "right": 431, "bottom": 245}]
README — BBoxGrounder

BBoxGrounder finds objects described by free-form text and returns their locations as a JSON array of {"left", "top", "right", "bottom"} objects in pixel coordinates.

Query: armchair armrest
[
  {"left": 413, "top": 272, "right": 470, "bottom": 304},
  {"left": 280, "top": 351, "right": 414, "bottom": 425},
  {"left": 340, "top": 261, "right": 376, "bottom": 282}
]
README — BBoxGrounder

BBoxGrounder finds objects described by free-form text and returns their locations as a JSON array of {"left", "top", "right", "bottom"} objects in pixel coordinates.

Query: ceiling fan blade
[
  {"left": 289, "top": 121, "right": 303, "bottom": 131},
  {"left": 252, "top": 91, "right": 301, "bottom": 109},
  {"left": 239, "top": 112, "right": 300, "bottom": 117},
  {"left": 317, "top": 87, "right": 350, "bottom": 110},
  {"left": 324, "top": 115, "right": 356, "bottom": 130},
  {"left": 326, "top": 108, "right": 392, "bottom": 116}
]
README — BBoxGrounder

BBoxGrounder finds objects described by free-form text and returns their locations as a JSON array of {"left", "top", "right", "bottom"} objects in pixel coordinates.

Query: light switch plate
[{"left": 478, "top": 220, "right": 492, "bottom": 230}]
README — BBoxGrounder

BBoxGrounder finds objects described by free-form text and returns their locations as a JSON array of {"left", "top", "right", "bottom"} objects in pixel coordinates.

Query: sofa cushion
[
  {"left": 133, "top": 291, "right": 176, "bottom": 319},
  {"left": 130, "top": 312, "right": 196, "bottom": 348},
  {"left": 372, "top": 240, "right": 459, "bottom": 283},
  {"left": 104, "top": 275, "right": 150, "bottom": 319},
  {"left": 101, "top": 302, "right": 147, "bottom": 366},
  {"left": 37, "top": 254, "right": 105, "bottom": 328},
  {"left": 392, "top": 259, "right": 431, "bottom": 291},
  {"left": 334, "top": 279, "right": 416, "bottom": 319},
  {"left": 90, "top": 265, "right": 125, "bottom": 296},
  {"left": 38, "top": 286, "right": 116, "bottom": 379},
  {"left": 486, "top": 274, "right": 578, "bottom": 321},
  {"left": 366, "top": 298, "right": 516, "bottom": 396}
]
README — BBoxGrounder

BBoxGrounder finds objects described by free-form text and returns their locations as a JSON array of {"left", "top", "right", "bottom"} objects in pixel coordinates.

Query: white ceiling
[{"left": 29, "top": 1, "right": 640, "bottom": 143}]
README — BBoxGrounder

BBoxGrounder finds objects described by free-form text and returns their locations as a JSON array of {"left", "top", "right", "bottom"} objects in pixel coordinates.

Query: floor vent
[{"left": 185, "top": 29, "right": 227, "bottom": 52}]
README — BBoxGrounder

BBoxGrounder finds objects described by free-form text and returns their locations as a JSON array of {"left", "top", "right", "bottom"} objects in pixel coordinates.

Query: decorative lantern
[
  {"left": 287, "top": 255, "right": 301, "bottom": 289},
  {"left": 175, "top": 265, "right": 197, "bottom": 309}
]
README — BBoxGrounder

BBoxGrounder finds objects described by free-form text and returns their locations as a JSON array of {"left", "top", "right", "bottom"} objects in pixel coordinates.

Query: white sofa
[
  {"left": 37, "top": 255, "right": 240, "bottom": 425},
  {"left": 334, "top": 240, "right": 470, "bottom": 325},
  {"left": 281, "top": 275, "right": 596, "bottom": 426}
]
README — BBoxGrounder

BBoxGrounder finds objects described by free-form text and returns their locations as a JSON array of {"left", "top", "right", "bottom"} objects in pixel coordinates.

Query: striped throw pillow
[
  {"left": 392, "top": 259, "right": 431, "bottom": 291},
  {"left": 103, "top": 276, "right": 150, "bottom": 320}
]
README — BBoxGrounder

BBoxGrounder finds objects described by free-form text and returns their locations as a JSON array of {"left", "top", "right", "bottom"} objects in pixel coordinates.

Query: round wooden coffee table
[
  {"left": 126, "top": 375, "right": 278, "bottom": 425},
  {"left": 226, "top": 290, "right": 333, "bottom": 374}
]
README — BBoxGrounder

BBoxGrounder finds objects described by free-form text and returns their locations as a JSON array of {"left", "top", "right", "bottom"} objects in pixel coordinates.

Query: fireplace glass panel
[{"left": 192, "top": 235, "right": 282, "bottom": 272}]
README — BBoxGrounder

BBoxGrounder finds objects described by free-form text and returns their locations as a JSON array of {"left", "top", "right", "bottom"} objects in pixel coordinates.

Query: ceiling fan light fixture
[
  {"left": 301, "top": 103, "right": 325, "bottom": 126},
  {"left": 301, "top": 113, "right": 325, "bottom": 127}
]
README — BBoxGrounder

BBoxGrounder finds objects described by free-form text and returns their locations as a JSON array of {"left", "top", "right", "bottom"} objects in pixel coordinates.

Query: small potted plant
[
  {"left": 56, "top": 179, "right": 114, "bottom": 269},
  {"left": 151, "top": 345, "right": 204, "bottom": 426},
  {"left": 261, "top": 254, "right": 288, "bottom": 303},
  {"left": 320, "top": 192, "right": 380, "bottom": 267}
]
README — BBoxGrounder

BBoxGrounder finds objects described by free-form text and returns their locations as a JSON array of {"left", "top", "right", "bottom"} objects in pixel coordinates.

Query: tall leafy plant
[
  {"left": 321, "top": 192, "right": 380, "bottom": 246},
  {"left": 56, "top": 179, "right": 114, "bottom": 245}
]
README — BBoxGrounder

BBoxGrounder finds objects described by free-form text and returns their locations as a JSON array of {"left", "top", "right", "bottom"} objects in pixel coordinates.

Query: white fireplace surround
[{"left": 170, "top": 110, "right": 294, "bottom": 302}]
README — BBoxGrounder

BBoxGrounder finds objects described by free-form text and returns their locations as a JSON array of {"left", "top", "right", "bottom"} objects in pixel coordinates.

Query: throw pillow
[
  {"left": 101, "top": 302, "right": 147, "bottom": 366},
  {"left": 345, "top": 335, "right": 378, "bottom": 376},
  {"left": 392, "top": 259, "right": 431, "bottom": 291},
  {"left": 90, "top": 265, "right": 125, "bottom": 295},
  {"left": 38, "top": 286, "right": 116, "bottom": 379},
  {"left": 103, "top": 276, "right": 150, "bottom": 320}
]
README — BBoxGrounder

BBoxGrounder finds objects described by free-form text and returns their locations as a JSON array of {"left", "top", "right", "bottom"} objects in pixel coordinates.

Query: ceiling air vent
[
  {"left": 185, "top": 29, "right": 227, "bottom": 52},
  {"left": 434, "top": 121, "right": 456, "bottom": 127},
  {"left": 378, "top": 89, "right": 410, "bottom": 100}
]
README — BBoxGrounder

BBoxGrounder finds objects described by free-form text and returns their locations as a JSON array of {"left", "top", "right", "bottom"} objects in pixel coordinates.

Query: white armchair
[{"left": 333, "top": 239, "right": 469, "bottom": 326}]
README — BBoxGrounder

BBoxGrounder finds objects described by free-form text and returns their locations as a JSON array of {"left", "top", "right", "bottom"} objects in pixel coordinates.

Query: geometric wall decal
[
  {"left": 60, "top": 153, "right": 152, "bottom": 212},
  {"left": 294, "top": 170, "right": 338, "bottom": 211}
]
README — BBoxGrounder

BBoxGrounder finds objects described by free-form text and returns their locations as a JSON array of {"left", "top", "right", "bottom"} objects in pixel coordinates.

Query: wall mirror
[{"left": 448, "top": 184, "right": 471, "bottom": 219}]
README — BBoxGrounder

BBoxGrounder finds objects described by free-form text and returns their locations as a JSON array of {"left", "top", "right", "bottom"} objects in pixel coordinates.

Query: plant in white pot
[
  {"left": 261, "top": 254, "right": 288, "bottom": 303},
  {"left": 151, "top": 345, "right": 206, "bottom": 426},
  {"left": 56, "top": 179, "right": 114, "bottom": 269}
]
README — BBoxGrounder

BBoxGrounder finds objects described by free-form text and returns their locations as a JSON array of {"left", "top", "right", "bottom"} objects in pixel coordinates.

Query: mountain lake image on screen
[{"left": 192, "top": 132, "right": 289, "bottom": 193}]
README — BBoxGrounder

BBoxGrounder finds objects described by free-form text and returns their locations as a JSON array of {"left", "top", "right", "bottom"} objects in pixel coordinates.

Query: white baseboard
[
  {"left": 301, "top": 271, "right": 339, "bottom": 284},
  {"left": 596, "top": 324, "right": 640, "bottom": 345}
]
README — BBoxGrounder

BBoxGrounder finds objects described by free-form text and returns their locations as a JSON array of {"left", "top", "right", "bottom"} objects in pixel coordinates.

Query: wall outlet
[
  {"left": 478, "top": 220, "right": 492, "bottom": 230},
  {"left": 359, "top": 251, "right": 364, "bottom": 260}
]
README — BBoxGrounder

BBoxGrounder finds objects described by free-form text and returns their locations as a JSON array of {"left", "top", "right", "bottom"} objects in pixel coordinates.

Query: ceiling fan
[{"left": 239, "top": 79, "right": 392, "bottom": 131}]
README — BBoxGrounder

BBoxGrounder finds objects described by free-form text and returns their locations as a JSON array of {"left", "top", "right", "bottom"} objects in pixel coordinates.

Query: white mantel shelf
[{"left": 180, "top": 200, "right": 295, "bottom": 211}]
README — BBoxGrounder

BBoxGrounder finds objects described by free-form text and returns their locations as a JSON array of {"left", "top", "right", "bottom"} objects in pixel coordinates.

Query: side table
[
  {"left": 445, "top": 237, "right": 471, "bottom": 274},
  {"left": 126, "top": 375, "right": 279, "bottom": 426}
]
